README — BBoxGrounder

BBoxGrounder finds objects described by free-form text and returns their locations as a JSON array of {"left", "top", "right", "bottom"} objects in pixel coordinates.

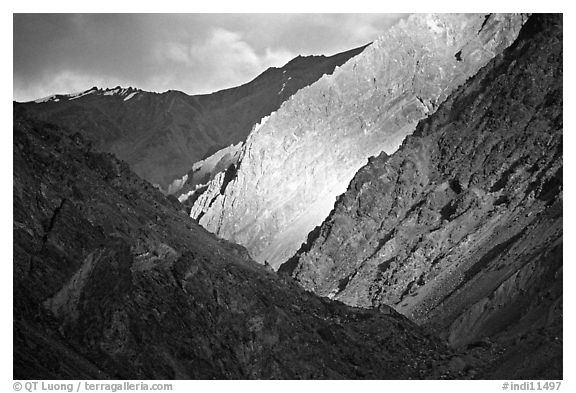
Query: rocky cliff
[
  {"left": 16, "top": 45, "right": 366, "bottom": 189},
  {"left": 189, "top": 14, "right": 526, "bottom": 268},
  {"left": 281, "top": 14, "right": 562, "bottom": 378},
  {"left": 14, "top": 110, "right": 455, "bottom": 379},
  {"left": 171, "top": 142, "right": 242, "bottom": 201}
]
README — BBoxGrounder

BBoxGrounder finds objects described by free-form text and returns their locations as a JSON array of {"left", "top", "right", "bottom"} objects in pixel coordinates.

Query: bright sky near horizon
[{"left": 13, "top": 13, "right": 407, "bottom": 102}]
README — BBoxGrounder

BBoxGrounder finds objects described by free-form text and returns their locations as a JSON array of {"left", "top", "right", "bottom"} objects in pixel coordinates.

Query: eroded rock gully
[{"left": 189, "top": 14, "right": 527, "bottom": 268}]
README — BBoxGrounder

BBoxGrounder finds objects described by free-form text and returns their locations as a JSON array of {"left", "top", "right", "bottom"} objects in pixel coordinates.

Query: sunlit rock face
[
  {"left": 281, "top": 14, "right": 562, "bottom": 374},
  {"left": 16, "top": 45, "right": 366, "bottom": 189},
  {"left": 191, "top": 14, "right": 527, "bottom": 268},
  {"left": 168, "top": 142, "right": 242, "bottom": 199}
]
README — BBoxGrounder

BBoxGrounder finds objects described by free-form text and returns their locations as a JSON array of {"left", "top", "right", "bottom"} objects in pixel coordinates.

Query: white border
[{"left": 3, "top": 2, "right": 573, "bottom": 391}]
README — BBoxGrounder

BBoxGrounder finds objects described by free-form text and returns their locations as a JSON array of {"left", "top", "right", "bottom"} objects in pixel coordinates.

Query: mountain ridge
[
  {"left": 188, "top": 13, "right": 527, "bottom": 268},
  {"left": 281, "top": 13, "right": 562, "bottom": 378},
  {"left": 16, "top": 44, "right": 368, "bottom": 189}
]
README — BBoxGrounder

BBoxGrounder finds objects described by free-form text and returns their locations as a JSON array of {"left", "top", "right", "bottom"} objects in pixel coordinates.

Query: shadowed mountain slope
[
  {"left": 13, "top": 110, "right": 453, "bottom": 379},
  {"left": 15, "top": 45, "right": 367, "bottom": 189},
  {"left": 281, "top": 14, "right": 563, "bottom": 379}
]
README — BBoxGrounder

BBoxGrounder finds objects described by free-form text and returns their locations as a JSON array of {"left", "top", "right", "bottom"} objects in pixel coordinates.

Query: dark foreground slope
[
  {"left": 16, "top": 46, "right": 367, "bottom": 189},
  {"left": 282, "top": 14, "right": 562, "bottom": 378},
  {"left": 13, "top": 110, "right": 452, "bottom": 379}
]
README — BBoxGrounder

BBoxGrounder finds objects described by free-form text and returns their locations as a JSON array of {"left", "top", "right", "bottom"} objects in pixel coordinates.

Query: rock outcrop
[
  {"left": 281, "top": 14, "right": 562, "bottom": 378},
  {"left": 171, "top": 142, "right": 242, "bottom": 201},
  {"left": 14, "top": 111, "right": 453, "bottom": 379},
  {"left": 189, "top": 14, "right": 527, "bottom": 268},
  {"left": 16, "top": 45, "right": 367, "bottom": 189}
]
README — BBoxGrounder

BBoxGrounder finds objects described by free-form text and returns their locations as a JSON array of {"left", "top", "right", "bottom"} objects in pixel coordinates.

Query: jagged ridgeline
[
  {"left": 16, "top": 45, "right": 367, "bottom": 189},
  {"left": 188, "top": 14, "right": 527, "bottom": 268},
  {"left": 282, "top": 13, "right": 563, "bottom": 377}
]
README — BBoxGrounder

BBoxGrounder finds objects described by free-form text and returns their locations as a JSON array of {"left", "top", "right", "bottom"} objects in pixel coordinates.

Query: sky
[{"left": 13, "top": 13, "right": 407, "bottom": 102}]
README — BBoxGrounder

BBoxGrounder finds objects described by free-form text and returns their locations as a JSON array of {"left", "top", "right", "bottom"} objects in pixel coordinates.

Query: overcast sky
[{"left": 13, "top": 14, "right": 407, "bottom": 102}]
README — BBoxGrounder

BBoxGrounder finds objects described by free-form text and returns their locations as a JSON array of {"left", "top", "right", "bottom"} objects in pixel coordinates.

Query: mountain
[
  {"left": 280, "top": 13, "right": 562, "bottom": 379},
  {"left": 187, "top": 14, "right": 527, "bottom": 268},
  {"left": 15, "top": 45, "right": 367, "bottom": 189},
  {"left": 13, "top": 109, "right": 457, "bottom": 379},
  {"left": 12, "top": 13, "right": 563, "bottom": 380}
]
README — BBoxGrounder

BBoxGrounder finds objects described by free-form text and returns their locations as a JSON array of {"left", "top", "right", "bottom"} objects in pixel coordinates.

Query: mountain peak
[{"left": 31, "top": 86, "right": 144, "bottom": 104}]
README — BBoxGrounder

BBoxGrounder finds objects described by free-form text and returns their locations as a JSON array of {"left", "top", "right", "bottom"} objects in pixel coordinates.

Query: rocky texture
[
  {"left": 13, "top": 111, "right": 457, "bottom": 379},
  {"left": 171, "top": 142, "right": 242, "bottom": 201},
  {"left": 15, "top": 45, "right": 367, "bottom": 189},
  {"left": 281, "top": 14, "right": 562, "bottom": 378},
  {"left": 190, "top": 14, "right": 526, "bottom": 268}
]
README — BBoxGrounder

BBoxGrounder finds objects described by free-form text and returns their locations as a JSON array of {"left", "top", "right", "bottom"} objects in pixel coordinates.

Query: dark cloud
[{"left": 13, "top": 13, "right": 407, "bottom": 102}]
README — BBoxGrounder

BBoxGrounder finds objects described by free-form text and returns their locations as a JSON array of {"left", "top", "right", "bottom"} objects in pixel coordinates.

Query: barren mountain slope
[
  {"left": 190, "top": 14, "right": 526, "bottom": 268},
  {"left": 281, "top": 14, "right": 562, "bottom": 378},
  {"left": 16, "top": 45, "right": 366, "bottom": 189},
  {"left": 14, "top": 111, "right": 452, "bottom": 379}
]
